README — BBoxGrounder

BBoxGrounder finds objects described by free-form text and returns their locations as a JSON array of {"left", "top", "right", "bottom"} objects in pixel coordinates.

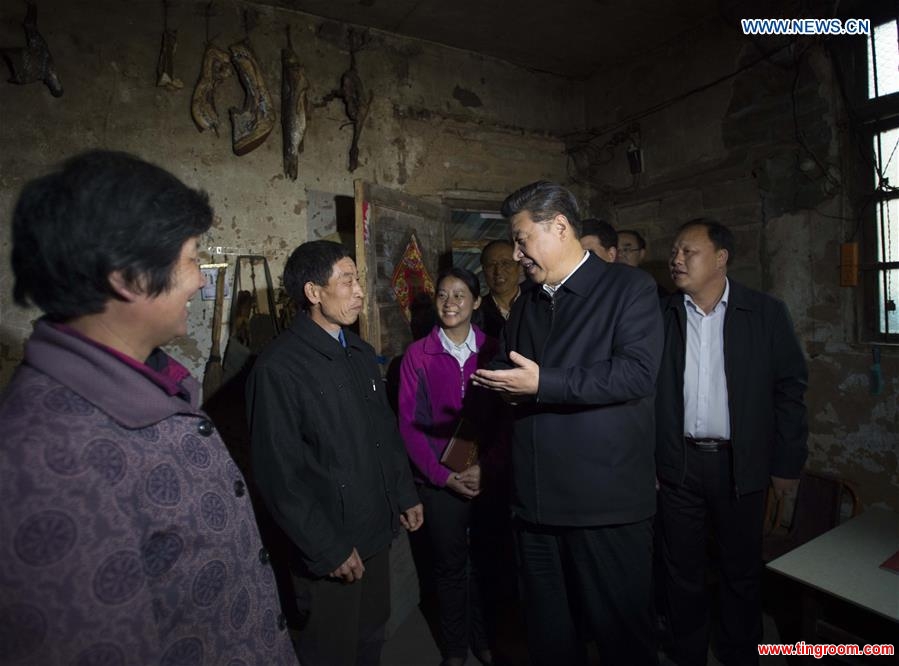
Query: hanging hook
[
  {"left": 242, "top": 7, "right": 258, "bottom": 39},
  {"left": 204, "top": 0, "right": 213, "bottom": 44}
]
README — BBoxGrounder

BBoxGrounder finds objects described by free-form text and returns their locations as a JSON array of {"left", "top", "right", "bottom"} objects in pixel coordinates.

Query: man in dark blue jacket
[
  {"left": 474, "top": 181, "right": 663, "bottom": 666},
  {"left": 656, "top": 220, "right": 808, "bottom": 666},
  {"left": 247, "top": 241, "right": 423, "bottom": 666}
]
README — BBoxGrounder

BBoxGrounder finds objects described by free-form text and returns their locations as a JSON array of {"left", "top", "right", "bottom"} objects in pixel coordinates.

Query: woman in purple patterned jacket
[{"left": 0, "top": 151, "right": 298, "bottom": 665}]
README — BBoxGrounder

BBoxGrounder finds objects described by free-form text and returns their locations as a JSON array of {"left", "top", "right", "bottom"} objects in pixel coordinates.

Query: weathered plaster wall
[
  {"left": 5, "top": 2, "right": 891, "bottom": 510},
  {"left": 582, "top": 25, "right": 898, "bottom": 510},
  {"left": 0, "top": 0, "right": 581, "bottom": 385}
]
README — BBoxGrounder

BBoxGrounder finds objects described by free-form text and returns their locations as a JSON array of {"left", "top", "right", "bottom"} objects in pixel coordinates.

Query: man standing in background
[
  {"left": 617, "top": 229, "right": 648, "bottom": 267},
  {"left": 618, "top": 228, "right": 670, "bottom": 297},
  {"left": 478, "top": 239, "right": 523, "bottom": 339},
  {"left": 579, "top": 218, "right": 618, "bottom": 262}
]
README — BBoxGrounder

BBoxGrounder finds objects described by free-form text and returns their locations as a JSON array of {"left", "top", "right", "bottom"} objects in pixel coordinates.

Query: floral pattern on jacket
[{"left": 0, "top": 320, "right": 298, "bottom": 665}]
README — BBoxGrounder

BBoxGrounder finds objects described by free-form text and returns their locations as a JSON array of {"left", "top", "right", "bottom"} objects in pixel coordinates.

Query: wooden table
[{"left": 767, "top": 506, "right": 899, "bottom": 651}]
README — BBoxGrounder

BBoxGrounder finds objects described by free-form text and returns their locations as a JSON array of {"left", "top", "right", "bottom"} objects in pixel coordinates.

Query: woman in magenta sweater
[{"left": 398, "top": 267, "right": 501, "bottom": 666}]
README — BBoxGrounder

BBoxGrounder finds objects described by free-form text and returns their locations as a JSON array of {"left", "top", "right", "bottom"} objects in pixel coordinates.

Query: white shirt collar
[
  {"left": 684, "top": 278, "right": 730, "bottom": 316},
  {"left": 543, "top": 251, "right": 590, "bottom": 297},
  {"left": 438, "top": 325, "right": 478, "bottom": 355}
]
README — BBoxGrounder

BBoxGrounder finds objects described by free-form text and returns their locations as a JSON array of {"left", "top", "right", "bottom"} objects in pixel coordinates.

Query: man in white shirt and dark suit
[{"left": 656, "top": 219, "right": 808, "bottom": 666}]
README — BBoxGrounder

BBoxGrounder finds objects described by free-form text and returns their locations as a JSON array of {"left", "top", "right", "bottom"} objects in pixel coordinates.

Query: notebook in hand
[{"left": 440, "top": 419, "right": 479, "bottom": 473}]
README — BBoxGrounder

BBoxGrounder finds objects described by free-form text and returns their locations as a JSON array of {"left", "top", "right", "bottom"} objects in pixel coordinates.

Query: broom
[{"left": 202, "top": 267, "right": 226, "bottom": 402}]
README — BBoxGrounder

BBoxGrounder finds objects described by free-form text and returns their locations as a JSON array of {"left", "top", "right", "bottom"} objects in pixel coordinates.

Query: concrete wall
[
  {"left": 0, "top": 0, "right": 581, "bottom": 385},
  {"left": 582, "top": 24, "right": 898, "bottom": 511}
]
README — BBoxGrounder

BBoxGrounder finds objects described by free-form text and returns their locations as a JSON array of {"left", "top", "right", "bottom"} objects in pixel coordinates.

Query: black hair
[
  {"left": 580, "top": 218, "right": 618, "bottom": 249},
  {"left": 436, "top": 266, "right": 481, "bottom": 301},
  {"left": 678, "top": 218, "right": 735, "bottom": 264},
  {"left": 618, "top": 229, "right": 647, "bottom": 250},
  {"left": 283, "top": 240, "right": 353, "bottom": 311},
  {"left": 500, "top": 181, "right": 581, "bottom": 236},
  {"left": 12, "top": 150, "right": 212, "bottom": 320}
]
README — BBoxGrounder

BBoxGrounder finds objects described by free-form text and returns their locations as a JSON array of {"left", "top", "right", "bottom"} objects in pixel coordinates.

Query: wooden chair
[{"left": 762, "top": 470, "right": 860, "bottom": 562}]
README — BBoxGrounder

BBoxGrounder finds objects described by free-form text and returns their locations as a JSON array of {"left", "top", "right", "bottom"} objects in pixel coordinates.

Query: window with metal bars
[{"left": 864, "top": 17, "right": 899, "bottom": 339}]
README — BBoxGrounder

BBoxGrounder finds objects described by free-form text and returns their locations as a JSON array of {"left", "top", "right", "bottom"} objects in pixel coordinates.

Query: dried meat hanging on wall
[
  {"left": 190, "top": 3, "right": 231, "bottom": 135},
  {"left": 155, "top": 0, "right": 183, "bottom": 91},
  {"left": 1, "top": 1, "right": 62, "bottom": 97},
  {"left": 281, "top": 25, "right": 309, "bottom": 180},
  {"left": 191, "top": 43, "right": 232, "bottom": 134},
  {"left": 229, "top": 39, "right": 275, "bottom": 155},
  {"left": 321, "top": 29, "right": 372, "bottom": 172}
]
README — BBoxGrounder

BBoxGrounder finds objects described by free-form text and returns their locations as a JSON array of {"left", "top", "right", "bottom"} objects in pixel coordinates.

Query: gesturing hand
[{"left": 472, "top": 351, "right": 539, "bottom": 397}]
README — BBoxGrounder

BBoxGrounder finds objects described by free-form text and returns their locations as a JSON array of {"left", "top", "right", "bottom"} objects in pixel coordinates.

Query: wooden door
[{"left": 354, "top": 180, "right": 451, "bottom": 360}]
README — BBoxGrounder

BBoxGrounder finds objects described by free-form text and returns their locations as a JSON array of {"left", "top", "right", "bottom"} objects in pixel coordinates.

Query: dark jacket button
[
  {"left": 234, "top": 479, "right": 246, "bottom": 497},
  {"left": 258, "top": 548, "right": 270, "bottom": 565},
  {"left": 277, "top": 613, "right": 287, "bottom": 631},
  {"left": 197, "top": 419, "right": 214, "bottom": 437}
]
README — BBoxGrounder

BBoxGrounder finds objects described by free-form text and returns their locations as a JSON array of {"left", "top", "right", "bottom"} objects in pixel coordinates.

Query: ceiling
[{"left": 259, "top": 0, "right": 725, "bottom": 80}]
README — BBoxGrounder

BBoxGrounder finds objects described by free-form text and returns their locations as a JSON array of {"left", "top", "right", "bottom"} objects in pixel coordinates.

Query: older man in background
[{"left": 478, "top": 239, "right": 523, "bottom": 338}]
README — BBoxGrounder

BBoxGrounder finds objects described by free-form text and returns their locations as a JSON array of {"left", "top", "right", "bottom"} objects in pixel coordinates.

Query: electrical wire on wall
[
  {"left": 565, "top": 123, "right": 642, "bottom": 193},
  {"left": 564, "top": 15, "right": 864, "bottom": 208},
  {"left": 790, "top": 39, "right": 843, "bottom": 195},
  {"left": 563, "top": 36, "right": 797, "bottom": 189}
]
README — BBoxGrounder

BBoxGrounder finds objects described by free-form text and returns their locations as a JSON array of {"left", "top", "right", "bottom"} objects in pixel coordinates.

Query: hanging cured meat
[
  {"left": 337, "top": 32, "right": 372, "bottom": 172},
  {"left": 228, "top": 40, "right": 275, "bottom": 156},
  {"left": 1, "top": 1, "right": 62, "bottom": 97},
  {"left": 155, "top": 0, "right": 182, "bottom": 91},
  {"left": 340, "top": 51, "right": 371, "bottom": 172},
  {"left": 190, "top": 44, "right": 232, "bottom": 134},
  {"left": 281, "top": 27, "right": 309, "bottom": 180},
  {"left": 320, "top": 29, "right": 372, "bottom": 172},
  {"left": 156, "top": 30, "right": 183, "bottom": 90}
]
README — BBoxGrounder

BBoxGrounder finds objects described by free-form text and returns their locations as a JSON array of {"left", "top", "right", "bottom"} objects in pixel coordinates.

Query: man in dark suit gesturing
[
  {"left": 656, "top": 219, "right": 808, "bottom": 666},
  {"left": 474, "top": 181, "right": 663, "bottom": 666}
]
